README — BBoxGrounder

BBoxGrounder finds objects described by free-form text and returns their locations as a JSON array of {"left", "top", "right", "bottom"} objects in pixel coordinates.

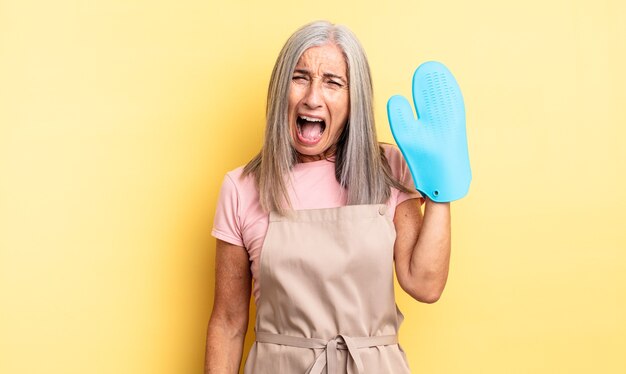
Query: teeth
[{"left": 300, "top": 115, "right": 323, "bottom": 122}]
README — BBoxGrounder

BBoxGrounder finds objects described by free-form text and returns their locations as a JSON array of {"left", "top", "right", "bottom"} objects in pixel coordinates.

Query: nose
[{"left": 303, "top": 81, "right": 323, "bottom": 109}]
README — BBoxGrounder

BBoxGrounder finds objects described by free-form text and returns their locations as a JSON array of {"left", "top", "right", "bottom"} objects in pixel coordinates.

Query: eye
[
  {"left": 325, "top": 79, "right": 344, "bottom": 88},
  {"left": 326, "top": 79, "right": 344, "bottom": 89},
  {"left": 292, "top": 75, "right": 307, "bottom": 82}
]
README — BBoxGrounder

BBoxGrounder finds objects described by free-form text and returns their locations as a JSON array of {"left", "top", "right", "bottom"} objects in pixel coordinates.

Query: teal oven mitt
[{"left": 387, "top": 61, "right": 471, "bottom": 202}]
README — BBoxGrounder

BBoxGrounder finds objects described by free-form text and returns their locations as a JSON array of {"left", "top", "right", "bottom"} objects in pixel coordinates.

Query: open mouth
[{"left": 296, "top": 115, "right": 326, "bottom": 144}]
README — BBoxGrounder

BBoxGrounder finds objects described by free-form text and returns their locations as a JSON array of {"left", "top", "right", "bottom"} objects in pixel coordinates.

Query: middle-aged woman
[{"left": 205, "top": 20, "right": 451, "bottom": 373}]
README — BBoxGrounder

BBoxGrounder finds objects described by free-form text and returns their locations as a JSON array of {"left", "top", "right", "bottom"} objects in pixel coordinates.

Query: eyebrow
[{"left": 293, "top": 69, "right": 347, "bottom": 85}]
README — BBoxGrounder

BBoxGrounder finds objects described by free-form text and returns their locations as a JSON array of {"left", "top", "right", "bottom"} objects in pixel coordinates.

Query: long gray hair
[{"left": 244, "top": 20, "right": 411, "bottom": 214}]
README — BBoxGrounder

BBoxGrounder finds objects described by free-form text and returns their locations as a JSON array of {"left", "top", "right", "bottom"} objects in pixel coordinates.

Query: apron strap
[{"left": 256, "top": 331, "right": 398, "bottom": 374}]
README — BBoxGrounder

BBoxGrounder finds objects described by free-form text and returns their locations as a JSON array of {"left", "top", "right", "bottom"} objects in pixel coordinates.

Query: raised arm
[
  {"left": 387, "top": 62, "right": 468, "bottom": 303},
  {"left": 205, "top": 239, "right": 252, "bottom": 373}
]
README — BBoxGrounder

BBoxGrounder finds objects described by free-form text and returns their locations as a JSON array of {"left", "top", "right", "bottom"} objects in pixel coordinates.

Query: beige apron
[{"left": 244, "top": 204, "right": 411, "bottom": 374}]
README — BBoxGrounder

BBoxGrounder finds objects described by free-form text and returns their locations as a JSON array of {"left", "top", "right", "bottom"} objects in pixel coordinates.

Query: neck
[{"left": 296, "top": 146, "right": 337, "bottom": 163}]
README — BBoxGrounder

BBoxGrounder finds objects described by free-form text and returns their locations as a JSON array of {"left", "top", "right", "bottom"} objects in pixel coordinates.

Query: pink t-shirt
[{"left": 211, "top": 143, "right": 423, "bottom": 302}]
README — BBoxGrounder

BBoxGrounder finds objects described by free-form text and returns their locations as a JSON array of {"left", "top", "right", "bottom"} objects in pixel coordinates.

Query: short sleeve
[
  {"left": 211, "top": 174, "right": 245, "bottom": 247},
  {"left": 397, "top": 159, "right": 424, "bottom": 206},
  {"left": 383, "top": 144, "right": 424, "bottom": 206}
]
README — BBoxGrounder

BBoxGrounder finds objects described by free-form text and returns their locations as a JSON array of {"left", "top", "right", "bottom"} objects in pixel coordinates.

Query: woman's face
[{"left": 288, "top": 43, "right": 349, "bottom": 161}]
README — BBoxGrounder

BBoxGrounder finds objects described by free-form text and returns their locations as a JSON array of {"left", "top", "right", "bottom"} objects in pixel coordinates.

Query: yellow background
[{"left": 1, "top": 0, "right": 625, "bottom": 373}]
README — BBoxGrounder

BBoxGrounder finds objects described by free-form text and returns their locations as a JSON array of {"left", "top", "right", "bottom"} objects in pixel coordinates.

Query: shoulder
[
  {"left": 222, "top": 165, "right": 258, "bottom": 201},
  {"left": 380, "top": 142, "right": 402, "bottom": 159},
  {"left": 213, "top": 164, "right": 263, "bottom": 244},
  {"left": 220, "top": 166, "right": 258, "bottom": 210},
  {"left": 379, "top": 142, "right": 422, "bottom": 201},
  {"left": 380, "top": 142, "right": 408, "bottom": 174}
]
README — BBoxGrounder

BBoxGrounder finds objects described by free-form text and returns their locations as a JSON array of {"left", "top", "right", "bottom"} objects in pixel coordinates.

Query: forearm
[
  {"left": 204, "top": 317, "right": 247, "bottom": 374},
  {"left": 407, "top": 198, "right": 451, "bottom": 302}
]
